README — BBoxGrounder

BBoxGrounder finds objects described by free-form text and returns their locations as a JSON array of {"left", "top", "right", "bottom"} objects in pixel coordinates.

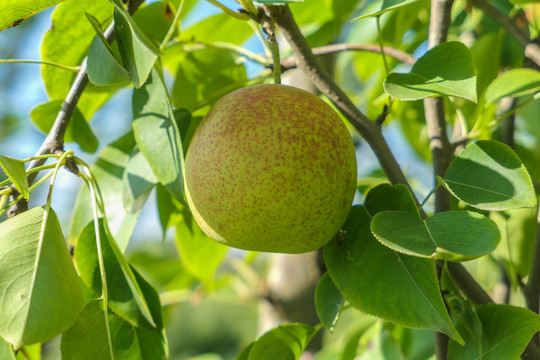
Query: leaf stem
[
  {"left": 0, "top": 170, "right": 54, "bottom": 217},
  {"left": 0, "top": 187, "right": 12, "bottom": 196},
  {"left": 177, "top": 40, "right": 271, "bottom": 66},
  {"left": 206, "top": 0, "right": 250, "bottom": 20},
  {"left": 0, "top": 59, "right": 80, "bottom": 72},
  {"left": 44, "top": 151, "right": 74, "bottom": 211},
  {"left": 21, "top": 153, "right": 61, "bottom": 162},
  {"left": 159, "top": 0, "right": 185, "bottom": 51},
  {"left": 376, "top": 16, "right": 390, "bottom": 76}
]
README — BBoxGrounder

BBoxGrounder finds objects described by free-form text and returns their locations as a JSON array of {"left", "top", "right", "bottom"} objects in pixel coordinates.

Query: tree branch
[
  {"left": 468, "top": 0, "right": 540, "bottom": 67},
  {"left": 264, "top": 5, "right": 416, "bottom": 199},
  {"left": 279, "top": 43, "right": 416, "bottom": 70},
  {"left": 8, "top": 0, "right": 145, "bottom": 217}
]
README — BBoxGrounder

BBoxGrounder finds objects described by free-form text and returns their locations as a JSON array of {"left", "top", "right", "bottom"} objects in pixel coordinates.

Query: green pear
[{"left": 184, "top": 84, "right": 357, "bottom": 253}]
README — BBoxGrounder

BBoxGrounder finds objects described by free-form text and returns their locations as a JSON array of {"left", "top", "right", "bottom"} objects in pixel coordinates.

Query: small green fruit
[{"left": 184, "top": 84, "right": 357, "bottom": 253}]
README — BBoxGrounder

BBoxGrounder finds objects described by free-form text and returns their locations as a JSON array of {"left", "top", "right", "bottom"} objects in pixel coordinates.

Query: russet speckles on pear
[{"left": 184, "top": 84, "right": 357, "bottom": 253}]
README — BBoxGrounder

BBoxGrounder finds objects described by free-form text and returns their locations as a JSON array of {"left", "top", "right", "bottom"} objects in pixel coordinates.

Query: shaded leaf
[
  {"left": 108, "top": 311, "right": 168, "bottom": 360},
  {"left": 0, "top": 0, "right": 65, "bottom": 31},
  {"left": 485, "top": 68, "right": 540, "bottom": 103},
  {"left": 175, "top": 209, "right": 228, "bottom": 287},
  {"left": 448, "top": 303, "right": 540, "bottom": 359},
  {"left": 239, "top": 323, "right": 317, "bottom": 360},
  {"left": 443, "top": 140, "right": 536, "bottom": 210},
  {"left": 156, "top": 183, "right": 184, "bottom": 238},
  {"left": 132, "top": 68, "right": 184, "bottom": 202},
  {"left": 122, "top": 151, "right": 158, "bottom": 213},
  {"left": 30, "top": 100, "right": 98, "bottom": 153},
  {"left": 354, "top": 0, "right": 420, "bottom": 20},
  {"left": 111, "top": 0, "right": 160, "bottom": 88},
  {"left": 315, "top": 273, "right": 343, "bottom": 332},
  {"left": 69, "top": 132, "right": 138, "bottom": 250},
  {"left": 86, "top": 13, "right": 130, "bottom": 87},
  {"left": 324, "top": 204, "right": 462, "bottom": 343},
  {"left": 371, "top": 210, "right": 500, "bottom": 261},
  {"left": 61, "top": 299, "right": 113, "bottom": 360},
  {"left": 0, "top": 155, "right": 29, "bottom": 199},
  {"left": 75, "top": 220, "right": 161, "bottom": 330},
  {"left": 384, "top": 41, "right": 477, "bottom": 102},
  {"left": 0, "top": 207, "right": 85, "bottom": 349}
]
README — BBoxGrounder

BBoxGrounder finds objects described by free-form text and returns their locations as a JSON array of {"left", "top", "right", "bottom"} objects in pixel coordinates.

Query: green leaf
[
  {"left": 443, "top": 140, "right": 537, "bottom": 210},
  {"left": 0, "top": 0, "right": 65, "bottom": 31},
  {"left": 448, "top": 303, "right": 540, "bottom": 359},
  {"left": 156, "top": 183, "right": 184, "bottom": 238},
  {"left": 384, "top": 41, "right": 477, "bottom": 102},
  {"left": 132, "top": 68, "right": 184, "bottom": 203},
  {"left": 363, "top": 183, "right": 420, "bottom": 216},
  {"left": 315, "top": 273, "right": 344, "bottom": 332},
  {"left": 175, "top": 209, "right": 228, "bottom": 287},
  {"left": 165, "top": 47, "right": 248, "bottom": 111},
  {"left": 30, "top": 100, "right": 98, "bottom": 153},
  {"left": 108, "top": 311, "right": 168, "bottom": 360},
  {"left": 324, "top": 205, "right": 462, "bottom": 343},
  {"left": 485, "top": 68, "right": 540, "bottom": 103},
  {"left": 0, "top": 337, "right": 15, "bottom": 360},
  {"left": 0, "top": 207, "right": 85, "bottom": 349},
  {"left": 0, "top": 155, "right": 29, "bottom": 199},
  {"left": 112, "top": 0, "right": 160, "bottom": 88},
  {"left": 256, "top": 0, "right": 303, "bottom": 3},
  {"left": 133, "top": 1, "right": 174, "bottom": 44},
  {"left": 41, "top": 0, "right": 115, "bottom": 118},
  {"left": 69, "top": 132, "right": 138, "bottom": 250},
  {"left": 75, "top": 220, "right": 162, "bottom": 330},
  {"left": 239, "top": 323, "right": 317, "bottom": 360},
  {"left": 353, "top": 0, "right": 420, "bottom": 20},
  {"left": 61, "top": 299, "right": 113, "bottom": 360},
  {"left": 122, "top": 151, "right": 158, "bottom": 213},
  {"left": 180, "top": 13, "right": 254, "bottom": 45},
  {"left": 371, "top": 210, "right": 500, "bottom": 261},
  {"left": 85, "top": 13, "right": 130, "bottom": 87}
]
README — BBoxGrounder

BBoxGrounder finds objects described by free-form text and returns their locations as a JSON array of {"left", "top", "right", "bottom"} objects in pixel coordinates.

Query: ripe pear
[{"left": 184, "top": 84, "right": 357, "bottom": 253}]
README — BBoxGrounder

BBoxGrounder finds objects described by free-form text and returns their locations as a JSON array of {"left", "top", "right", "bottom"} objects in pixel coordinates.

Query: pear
[{"left": 184, "top": 84, "right": 357, "bottom": 253}]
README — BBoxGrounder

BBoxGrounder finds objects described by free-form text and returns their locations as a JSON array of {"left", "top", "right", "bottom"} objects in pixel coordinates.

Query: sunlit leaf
[
  {"left": 371, "top": 210, "right": 500, "bottom": 261},
  {"left": 0, "top": 155, "right": 29, "bottom": 199},
  {"left": 0, "top": 207, "right": 85, "bottom": 349},
  {"left": 0, "top": 0, "right": 65, "bottom": 31},
  {"left": 485, "top": 68, "right": 540, "bottom": 103},
  {"left": 122, "top": 151, "right": 158, "bottom": 213},
  {"left": 443, "top": 140, "right": 536, "bottom": 210},
  {"left": 384, "top": 41, "right": 477, "bottom": 102},
  {"left": 0, "top": 337, "right": 15, "bottom": 360},
  {"left": 353, "top": 0, "right": 421, "bottom": 20}
]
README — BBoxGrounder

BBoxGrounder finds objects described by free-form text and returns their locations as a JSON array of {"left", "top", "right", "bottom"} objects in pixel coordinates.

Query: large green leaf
[
  {"left": 179, "top": 13, "right": 254, "bottom": 45},
  {"left": 75, "top": 220, "right": 162, "bottom": 330},
  {"left": 353, "top": 0, "right": 421, "bottom": 20},
  {"left": 371, "top": 210, "right": 500, "bottom": 261},
  {"left": 448, "top": 303, "right": 540, "bottom": 359},
  {"left": 485, "top": 68, "right": 540, "bottom": 103},
  {"left": 108, "top": 311, "right": 168, "bottom": 360},
  {"left": 175, "top": 209, "right": 228, "bottom": 287},
  {"left": 325, "top": 190, "right": 462, "bottom": 342},
  {"left": 122, "top": 151, "right": 158, "bottom": 213},
  {"left": 61, "top": 299, "right": 113, "bottom": 360},
  {"left": 0, "top": 155, "right": 29, "bottom": 199},
  {"left": 167, "top": 47, "right": 248, "bottom": 111},
  {"left": 384, "top": 41, "right": 477, "bottom": 102},
  {"left": 69, "top": 132, "right": 138, "bottom": 250},
  {"left": 40, "top": 0, "right": 115, "bottom": 118},
  {"left": 315, "top": 273, "right": 343, "bottom": 333},
  {"left": 30, "top": 100, "right": 98, "bottom": 153},
  {"left": 443, "top": 140, "right": 537, "bottom": 210},
  {"left": 238, "top": 323, "right": 317, "bottom": 360},
  {"left": 156, "top": 183, "right": 184, "bottom": 238},
  {"left": 132, "top": 68, "right": 184, "bottom": 202},
  {"left": 111, "top": 0, "right": 160, "bottom": 88},
  {"left": 0, "top": 207, "right": 85, "bottom": 349},
  {"left": 0, "top": 0, "right": 65, "bottom": 31}
]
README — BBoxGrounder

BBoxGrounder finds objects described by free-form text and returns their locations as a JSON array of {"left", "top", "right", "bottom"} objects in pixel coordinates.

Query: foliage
[{"left": 0, "top": 0, "right": 540, "bottom": 359}]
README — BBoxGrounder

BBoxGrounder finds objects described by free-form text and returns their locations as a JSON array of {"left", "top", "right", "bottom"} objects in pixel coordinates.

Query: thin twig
[
  {"left": 468, "top": 0, "right": 540, "bottom": 67},
  {"left": 280, "top": 43, "right": 416, "bottom": 70}
]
